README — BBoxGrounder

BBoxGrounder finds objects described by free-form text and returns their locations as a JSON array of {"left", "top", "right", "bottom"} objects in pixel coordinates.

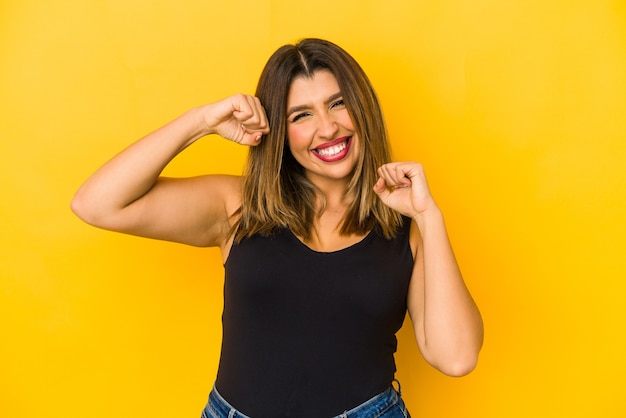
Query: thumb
[
  {"left": 373, "top": 177, "right": 389, "bottom": 199},
  {"left": 240, "top": 129, "right": 264, "bottom": 146}
]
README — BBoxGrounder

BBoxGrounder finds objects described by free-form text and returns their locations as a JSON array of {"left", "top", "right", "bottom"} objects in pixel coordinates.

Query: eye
[
  {"left": 330, "top": 99, "right": 345, "bottom": 109},
  {"left": 290, "top": 112, "right": 310, "bottom": 123}
]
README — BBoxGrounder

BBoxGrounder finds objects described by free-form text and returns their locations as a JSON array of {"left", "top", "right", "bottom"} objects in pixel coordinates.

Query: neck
[
  {"left": 307, "top": 174, "right": 352, "bottom": 206},
  {"left": 314, "top": 184, "right": 353, "bottom": 214}
]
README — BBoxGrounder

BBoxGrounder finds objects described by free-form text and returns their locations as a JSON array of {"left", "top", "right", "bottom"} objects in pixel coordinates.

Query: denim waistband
[
  {"left": 203, "top": 380, "right": 407, "bottom": 418},
  {"left": 205, "top": 385, "right": 251, "bottom": 418},
  {"left": 336, "top": 380, "right": 403, "bottom": 418}
]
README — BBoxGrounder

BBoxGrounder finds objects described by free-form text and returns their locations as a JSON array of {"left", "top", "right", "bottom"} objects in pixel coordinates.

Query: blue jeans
[{"left": 201, "top": 380, "right": 411, "bottom": 418}]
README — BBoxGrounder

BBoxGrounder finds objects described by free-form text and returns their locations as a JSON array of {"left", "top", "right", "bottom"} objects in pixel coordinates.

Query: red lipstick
[{"left": 312, "top": 136, "right": 352, "bottom": 162}]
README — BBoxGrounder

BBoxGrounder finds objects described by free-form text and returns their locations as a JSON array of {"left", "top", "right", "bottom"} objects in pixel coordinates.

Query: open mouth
[{"left": 312, "top": 136, "right": 352, "bottom": 162}]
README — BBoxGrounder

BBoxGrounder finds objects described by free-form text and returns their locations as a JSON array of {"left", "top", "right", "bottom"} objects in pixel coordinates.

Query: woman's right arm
[{"left": 70, "top": 94, "right": 269, "bottom": 248}]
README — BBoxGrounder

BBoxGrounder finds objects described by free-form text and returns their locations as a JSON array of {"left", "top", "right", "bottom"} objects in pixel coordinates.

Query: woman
[{"left": 71, "top": 38, "right": 483, "bottom": 417}]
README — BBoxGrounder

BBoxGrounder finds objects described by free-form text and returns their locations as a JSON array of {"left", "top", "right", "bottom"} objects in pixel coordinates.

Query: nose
[{"left": 316, "top": 111, "right": 339, "bottom": 140}]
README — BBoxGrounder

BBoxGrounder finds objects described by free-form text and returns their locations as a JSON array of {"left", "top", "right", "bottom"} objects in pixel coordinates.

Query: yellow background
[{"left": 1, "top": 0, "right": 625, "bottom": 416}]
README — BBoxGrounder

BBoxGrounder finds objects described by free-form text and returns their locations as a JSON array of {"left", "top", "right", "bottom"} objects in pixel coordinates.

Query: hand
[
  {"left": 202, "top": 94, "right": 270, "bottom": 146},
  {"left": 373, "top": 162, "right": 438, "bottom": 219}
]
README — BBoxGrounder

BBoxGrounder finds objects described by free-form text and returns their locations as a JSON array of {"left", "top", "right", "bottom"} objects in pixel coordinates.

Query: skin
[
  {"left": 71, "top": 70, "right": 483, "bottom": 377},
  {"left": 286, "top": 70, "right": 360, "bottom": 187},
  {"left": 285, "top": 70, "right": 364, "bottom": 250}
]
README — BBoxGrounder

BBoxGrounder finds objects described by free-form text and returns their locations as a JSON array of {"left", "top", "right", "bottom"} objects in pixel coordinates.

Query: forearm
[
  {"left": 412, "top": 208, "right": 484, "bottom": 376},
  {"left": 373, "top": 161, "right": 483, "bottom": 374},
  {"left": 71, "top": 106, "right": 210, "bottom": 224}
]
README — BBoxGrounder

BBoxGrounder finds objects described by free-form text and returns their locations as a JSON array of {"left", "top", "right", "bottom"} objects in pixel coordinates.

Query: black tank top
[{"left": 215, "top": 218, "right": 414, "bottom": 417}]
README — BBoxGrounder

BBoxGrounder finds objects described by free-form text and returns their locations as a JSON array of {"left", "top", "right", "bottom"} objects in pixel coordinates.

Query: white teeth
[{"left": 316, "top": 141, "right": 347, "bottom": 157}]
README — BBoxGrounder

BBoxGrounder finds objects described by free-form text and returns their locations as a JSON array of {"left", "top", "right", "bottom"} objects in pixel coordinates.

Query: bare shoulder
[
  {"left": 198, "top": 174, "right": 242, "bottom": 222},
  {"left": 173, "top": 174, "right": 243, "bottom": 247},
  {"left": 110, "top": 174, "right": 243, "bottom": 248}
]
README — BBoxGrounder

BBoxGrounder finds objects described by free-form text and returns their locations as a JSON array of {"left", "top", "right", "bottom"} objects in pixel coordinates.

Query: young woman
[{"left": 71, "top": 38, "right": 483, "bottom": 418}]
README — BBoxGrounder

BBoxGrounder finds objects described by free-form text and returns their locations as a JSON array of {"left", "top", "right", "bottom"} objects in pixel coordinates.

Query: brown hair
[{"left": 234, "top": 38, "right": 402, "bottom": 241}]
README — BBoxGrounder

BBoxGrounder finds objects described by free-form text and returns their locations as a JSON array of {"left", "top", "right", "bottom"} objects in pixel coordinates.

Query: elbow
[
  {"left": 70, "top": 192, "right": 102, "bottom": 227},
  {"left": 424, "top": 342, "right": 482, "bottom": 377},
  {"left": 70, "top": 193, "right": 87, "bottom": 221},
  {"left": 436, "top": 319, "right": 485, "bottom": 377},
  {"left": 437, "top": 354, "right": 480, "bottom": 377},
  {"left": 70, "top": 192, "right": 90, "bottom": 221}
]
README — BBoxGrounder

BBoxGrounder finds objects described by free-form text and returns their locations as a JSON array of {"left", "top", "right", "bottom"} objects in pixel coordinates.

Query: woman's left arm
[{"left": 374, "top": 162, "right": 484, "bottom": 376}]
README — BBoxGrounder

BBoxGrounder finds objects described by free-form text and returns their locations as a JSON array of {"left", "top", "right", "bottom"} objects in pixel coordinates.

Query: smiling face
[{"left": 286, "top": 70, "right": 360, "bottom": 188}]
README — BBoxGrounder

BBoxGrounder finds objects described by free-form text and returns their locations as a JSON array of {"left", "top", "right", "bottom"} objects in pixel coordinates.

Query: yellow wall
[{"left": 2, "top": 1, "right": 625, "bottom": 416}]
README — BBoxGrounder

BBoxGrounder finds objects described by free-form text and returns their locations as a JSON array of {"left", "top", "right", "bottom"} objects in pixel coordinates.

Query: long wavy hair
[{"left": 234, "top": 38, "right": 402, "bottom": 242}]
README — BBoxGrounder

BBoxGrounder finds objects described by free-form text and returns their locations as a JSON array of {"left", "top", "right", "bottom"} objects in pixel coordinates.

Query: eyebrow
[{"left": 287, "top": 91, "right": 343, "bottom": 117}]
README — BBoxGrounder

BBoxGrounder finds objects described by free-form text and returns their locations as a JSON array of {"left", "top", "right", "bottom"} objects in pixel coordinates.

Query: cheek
[
  {"left": 338, "top": 109, "right": 356, "bottom": 129},
  {"left": 342, "top": 111, "right": 354, "bottom": 131},
  {"left": 286, "top": 126, "right": 309, "bottom": 150}
]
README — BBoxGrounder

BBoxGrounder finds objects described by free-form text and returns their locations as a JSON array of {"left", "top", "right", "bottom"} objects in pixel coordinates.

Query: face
[{"left": 286, "top": 70, "right": 360, "bottom": 187}]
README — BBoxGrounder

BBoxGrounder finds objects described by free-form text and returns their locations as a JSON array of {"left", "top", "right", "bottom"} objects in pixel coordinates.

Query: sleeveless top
[{"left": 215, "top": 217, "right": 414, "bottom": 417}]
